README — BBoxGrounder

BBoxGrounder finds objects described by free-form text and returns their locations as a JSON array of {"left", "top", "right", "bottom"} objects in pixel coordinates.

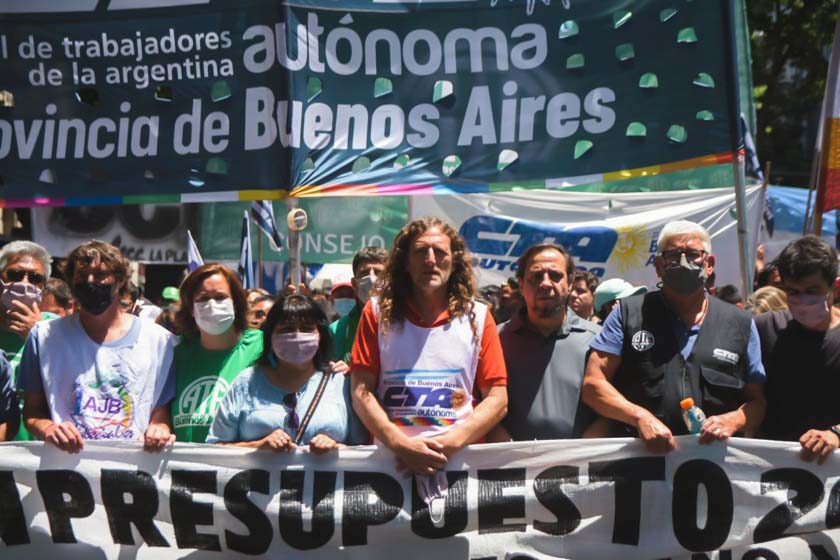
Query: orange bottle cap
[{"left": 680, "top": 398, "right": 695, "bottom": 409}]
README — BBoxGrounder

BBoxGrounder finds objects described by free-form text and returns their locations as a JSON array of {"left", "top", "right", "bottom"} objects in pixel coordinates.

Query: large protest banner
[
  {"left": 412, "top": 186, "right": 765, "bottom": 288},
  {"left": 0, "top": 0, "right": 744, "bottom": 204},
  {"left": 31, "top": 204, "right": 189, "bottom": 264},
  {"left": 2, "top": 437, "right": 840, "bottom": 559}
]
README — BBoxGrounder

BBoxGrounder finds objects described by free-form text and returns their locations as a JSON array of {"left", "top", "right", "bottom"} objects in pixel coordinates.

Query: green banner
[
  {"left": 0, "top": 0, "right": 743, "bottom": 203},
  {"left": 198, "top": 197, "right": 407, "bottom": 264}
]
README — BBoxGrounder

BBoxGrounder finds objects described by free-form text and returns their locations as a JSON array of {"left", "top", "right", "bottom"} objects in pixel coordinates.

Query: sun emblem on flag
[{"left": 611, "top": 225, "right": 649, "bottom": 273}]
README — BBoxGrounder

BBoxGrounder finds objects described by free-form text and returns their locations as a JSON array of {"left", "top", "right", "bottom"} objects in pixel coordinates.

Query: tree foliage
[{"left": 748, "top": 0, "right": 837, "bottom": 186}]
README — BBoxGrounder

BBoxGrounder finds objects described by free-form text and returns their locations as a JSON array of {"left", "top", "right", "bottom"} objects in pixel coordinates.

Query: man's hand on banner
[
  {"left": 6, "top": 299, "right": 42, "bottom": 339},
  {"left": 393, "top": 437, "right": 448, "bottom": 476},
  {"left": 259, "top": 429, "right": 298, "bottom": 452},
  {"left": 636, "top": 412, "right": 676, "bottom": 453},
  {"left": 43, "top": 421, "right": 85, "bottom": 453},
  {"left": 799, "top": 429, "right": 840, "bottom": 465},
  {"left": 143, "top": 422, "right": 176, "bottom": 453},
  {"left": 698, "top": 414, "right": 739, "bottom": 444},
  {"left": 309, "top": 433, "right": 343, "bottom": 454}
]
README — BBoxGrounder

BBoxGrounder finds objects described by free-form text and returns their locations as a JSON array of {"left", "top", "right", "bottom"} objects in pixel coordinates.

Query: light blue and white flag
[
  {"left": 186, "top": 229, "right": 204, "bottom": 272},
  {"left": 237, "top": 210, "right": 254, "bottom": 289},
  {"left": 250, "top": 200, "right": 284, "bottom": 252}
]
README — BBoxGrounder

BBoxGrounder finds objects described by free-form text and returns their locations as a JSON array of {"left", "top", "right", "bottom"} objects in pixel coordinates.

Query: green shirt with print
[
  {"left": 328, "top": 303, "right": 362, "bottom": 363},
  {"left": 0, "top": 313, "right": 59, "bottom": 441},
  {"left": 172, "top": 328, "right": 263, "bottom": 443}
]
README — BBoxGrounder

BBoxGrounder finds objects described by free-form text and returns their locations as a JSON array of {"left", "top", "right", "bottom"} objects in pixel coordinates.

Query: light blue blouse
[{"left": 206, "top": 367, "right": 367, "bottom": 445}]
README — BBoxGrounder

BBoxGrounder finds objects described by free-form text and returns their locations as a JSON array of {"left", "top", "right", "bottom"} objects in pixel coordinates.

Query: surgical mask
[
  {"left": 788, "top": 293, "right": 831, "bottom": 330},
  {"left": 332, "top": 298, "right": 355, "bottom": 318},
  {"left": 193, "top": 298, "right": 235, "bottom": 335},
  {"left": 272, "top": 332, "right": 319, "bottom": 365},
  {"left": 74, "top": 281, "right": 116, "bottom": 316},
  {"left": 356, "top": 272, "right": 377, "bottom": 305},
  {"left": 1, "top": 281, "right": 42, "bottom": 310},
  {"left": 661, "top": 254, "right": 707, "bottom": 296}
]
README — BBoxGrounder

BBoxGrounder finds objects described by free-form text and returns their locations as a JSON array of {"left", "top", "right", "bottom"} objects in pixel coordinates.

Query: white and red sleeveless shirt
[{"left": 372, "top": 298, "right": 487, "bottom": 438}]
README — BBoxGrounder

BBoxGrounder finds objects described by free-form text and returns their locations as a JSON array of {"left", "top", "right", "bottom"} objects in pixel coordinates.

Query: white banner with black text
[{"left": 1, "top": 437, "right": 839, "bottom": 559}]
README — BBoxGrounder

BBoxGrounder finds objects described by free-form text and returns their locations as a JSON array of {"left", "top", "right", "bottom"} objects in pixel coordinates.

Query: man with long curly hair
[{"left": 351, "top": 217, "right": 508, "bottom": 476}]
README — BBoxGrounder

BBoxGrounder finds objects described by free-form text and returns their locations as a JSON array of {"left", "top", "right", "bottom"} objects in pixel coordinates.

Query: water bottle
[{"left": 680, "top": 397, "right": 706, "bottom": 434}]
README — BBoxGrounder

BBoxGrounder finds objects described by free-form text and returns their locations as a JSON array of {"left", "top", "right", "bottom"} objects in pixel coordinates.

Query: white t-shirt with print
[{"left": 18, "top": 314, "right": 177, "bottom": 441}]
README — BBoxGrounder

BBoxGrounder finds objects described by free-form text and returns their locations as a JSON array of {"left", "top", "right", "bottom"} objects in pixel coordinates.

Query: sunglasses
[
  {"left": 5, "top": 269, "right": 45, "bottom": 284},
  {"left": 282, "top": 392, "right": 300, "bottom": 431},
  {"left": 660, "top": 249, "right": 707, "bottom": 263}
]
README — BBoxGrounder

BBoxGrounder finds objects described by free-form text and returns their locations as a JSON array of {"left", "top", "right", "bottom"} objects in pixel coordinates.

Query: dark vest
[{"left": 614, "top": 291, "right": 752, "bottom": 435}]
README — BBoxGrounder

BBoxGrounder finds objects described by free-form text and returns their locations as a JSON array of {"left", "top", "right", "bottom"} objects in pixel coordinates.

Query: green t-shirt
[
  {"left": 172, "top": 329, "right": 264, "bottom": 443},
  {"left": 328, "top": 304, "right": 362, "bottom": 363},
  {"left": 0, "top": 313, "right": 59, "bottom": 442}
]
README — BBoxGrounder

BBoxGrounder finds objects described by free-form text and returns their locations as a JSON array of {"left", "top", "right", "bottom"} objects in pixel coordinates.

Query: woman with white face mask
[
  {"left": 207, "top": 295, "right": 367, "bottom": 452},
  {"left": 171, "top": 264, "right": 265, "bottom": 443}
]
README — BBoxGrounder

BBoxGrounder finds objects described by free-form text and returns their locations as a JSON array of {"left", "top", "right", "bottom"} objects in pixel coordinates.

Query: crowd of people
[{"left": 0, "top": 217, "right": 837, "bottom": 473}]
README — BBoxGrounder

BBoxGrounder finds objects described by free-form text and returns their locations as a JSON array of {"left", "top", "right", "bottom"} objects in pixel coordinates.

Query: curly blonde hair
[{"left": 378, "top": 217, "right": 478, "bottom": 336}]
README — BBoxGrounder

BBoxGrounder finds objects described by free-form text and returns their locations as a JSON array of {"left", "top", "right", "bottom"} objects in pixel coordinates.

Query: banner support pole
[
  {"left": 257, "top": 228, "right": 263, "bottom": 289},
  {"left": 286, "top": 198, "right": 302, "bottom": 287},
  {"left": 733, "top": 153, "right": 754, "bottom": 297}
]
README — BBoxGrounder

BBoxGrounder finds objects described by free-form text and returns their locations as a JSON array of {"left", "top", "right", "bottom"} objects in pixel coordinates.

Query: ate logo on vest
[{"left": 631, "top": 330, "right": 655, "bottom": 352}]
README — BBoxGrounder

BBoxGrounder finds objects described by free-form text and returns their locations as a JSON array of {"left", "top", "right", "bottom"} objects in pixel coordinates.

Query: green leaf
[
  {"left": 677, "top": 27, "right": 698, "bottom": 43},
  {"left": 696, "top": 110, "right": 715, "bottom": 121},
  {"left": 574, "top": 140, "right": 593, "bottom": 159},
  {"left": 433, "top": 80, "right": 454, "bottom": 103},
  {"left": 613, "top": 10, "right": 632, "bottom": 29},
  {"left": 558, "top": 20, "right": 579, "bottom": 39},
  {"left": 497, "top": 149, "right": 518, "bottom": 171},
  {"left": 639, "top": 73, "right": 659, "bottom": 88},
  {"left": 394, "top": 154, "right": 411, "bottom": 170},
  {"left": 306, "top": 77, "right": 322, "bottom": 101},
  {"left": 693, "top": 73, "right": 715, "bottom": 88},
  {"left": 566, "top": 53, "right": 585, "bottom": 69},
  {"left": 659, "top": 8, "right": 677, "bottom": 22},
  {"left": 442, "top": 155, "right": 461, "bottom": 177},
  {"left": 374, "top": 77, "right": 393, "bottom": 98},
  {"left": 667, "top": 125, "right": 688, "bottom": 143},
  {"left": 615, "top": 43, "right": 635, "bottom": 61},
  {"left": 211, "top": 81, "right": 231, "bottom": 102},
  {"left": 626, "top": 122, "right": 647, "bottom": 137}
]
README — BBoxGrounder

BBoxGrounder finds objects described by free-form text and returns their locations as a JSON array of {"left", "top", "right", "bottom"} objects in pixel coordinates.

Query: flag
[
  {"left": 238, "top": 210, "right": 254, "bottom": 289},
  {"left": 250, "top": 200, "right": 284, "bottom": 252},
  {"left": 186, "top": 229, "right": 204, "bottom": 272},
  {"left": 814, "top": 6, "right": 840, "bottom": 214}
]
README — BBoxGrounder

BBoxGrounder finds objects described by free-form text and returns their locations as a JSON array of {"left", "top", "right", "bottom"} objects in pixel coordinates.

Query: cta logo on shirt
[{"left": 174, "top": 376, "right": 230, "bottom": 429}]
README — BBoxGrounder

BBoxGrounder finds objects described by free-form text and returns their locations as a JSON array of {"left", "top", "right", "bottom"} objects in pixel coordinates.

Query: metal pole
[
  {"left": 732, "top": 152, "right": 754, "bottom": 297},
  {"left": 286, "top": 198, "right": 302, "bottom": 287},
  {"left": 257, "top": 229, "right": 263, "bottom": 289}
]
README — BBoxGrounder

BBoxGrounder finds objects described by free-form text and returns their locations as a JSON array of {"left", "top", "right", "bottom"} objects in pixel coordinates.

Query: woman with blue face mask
[{"left": 207, "top": 294, "right": 366, "bottom": 452}]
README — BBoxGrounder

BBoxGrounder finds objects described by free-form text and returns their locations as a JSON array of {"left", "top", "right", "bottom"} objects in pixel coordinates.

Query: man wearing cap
[
  {"left": 593, "top": 278, "right": 648, "bottom": 323},
  {"left": 582, "top": 220, "right": 766, "bottom": 453},
  {"left": 329, "top": 247, "right": 388, "bottom": 362},
  {"left": 489, "top": 243, "right": 601, "bottom": 441}
]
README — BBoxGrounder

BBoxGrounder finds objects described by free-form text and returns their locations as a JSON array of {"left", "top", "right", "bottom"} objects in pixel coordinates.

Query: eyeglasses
[
  {"left": 660, "top": 249, "right": 707, "bottom": 263},
  {"left": 5, "top": 269, "right": 45, "bottom": 285},
  {"left": 253, "top": 310, "right": 268, "bottom": 319},
  {"left": 282, "top": 392, "right": 300, "bottom": 431}
]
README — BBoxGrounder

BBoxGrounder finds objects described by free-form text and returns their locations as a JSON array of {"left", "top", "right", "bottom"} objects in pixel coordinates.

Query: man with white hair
[{"left": 582, "top": 220, "right": 766, "bottom": 453}]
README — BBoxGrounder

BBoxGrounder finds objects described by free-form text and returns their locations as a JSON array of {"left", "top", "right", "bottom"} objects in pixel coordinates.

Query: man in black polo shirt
[
  {"left": 582, "top": 220, "right": 766, "bottom": 453},
  {"left": 756, "top": 235, "right": 840, "bottom": 464}
]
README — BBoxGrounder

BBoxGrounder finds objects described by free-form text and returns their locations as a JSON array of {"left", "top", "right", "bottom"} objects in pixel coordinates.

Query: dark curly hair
[{"left": 378, "top": 217, "right": 478, "bottom": 336}]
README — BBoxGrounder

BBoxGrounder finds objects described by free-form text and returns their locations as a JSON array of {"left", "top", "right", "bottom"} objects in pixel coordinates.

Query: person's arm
[
  {"left": 351, "top": 368, "right": 447, "bottom": 475},
  {"left": 23, "top": 390, "right": 84, "bottom": 453},
  {"left": 433, "top": 385, "right": 507, "bottom": 455},
  {"left": 0, "top": 355, "right": 18, "bottom": 441},
  {"left": 582, "top": 350, "right": 675, "bottom": 453},
  {"left": 698, "top": 382, "right": 766, "bottom": 444},
  {"left": 144, "top": 403, "right": 176, "bottom": 452},
  {"left": 485, "top": 422, "right": 512, "bottom": 443}
]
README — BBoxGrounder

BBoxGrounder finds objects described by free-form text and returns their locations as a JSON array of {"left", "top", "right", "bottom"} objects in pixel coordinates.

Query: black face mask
[
  {"left": 661, "top": 255, "right": 707, "bottom": 296},
  {"left": 74, "top": 281, "right": 116, "bottom": 315}
]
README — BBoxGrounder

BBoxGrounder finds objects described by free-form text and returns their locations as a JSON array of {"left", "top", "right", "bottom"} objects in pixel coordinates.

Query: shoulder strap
[{"left": 294, "top": 372, "right": 334, "bottom": 445}]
